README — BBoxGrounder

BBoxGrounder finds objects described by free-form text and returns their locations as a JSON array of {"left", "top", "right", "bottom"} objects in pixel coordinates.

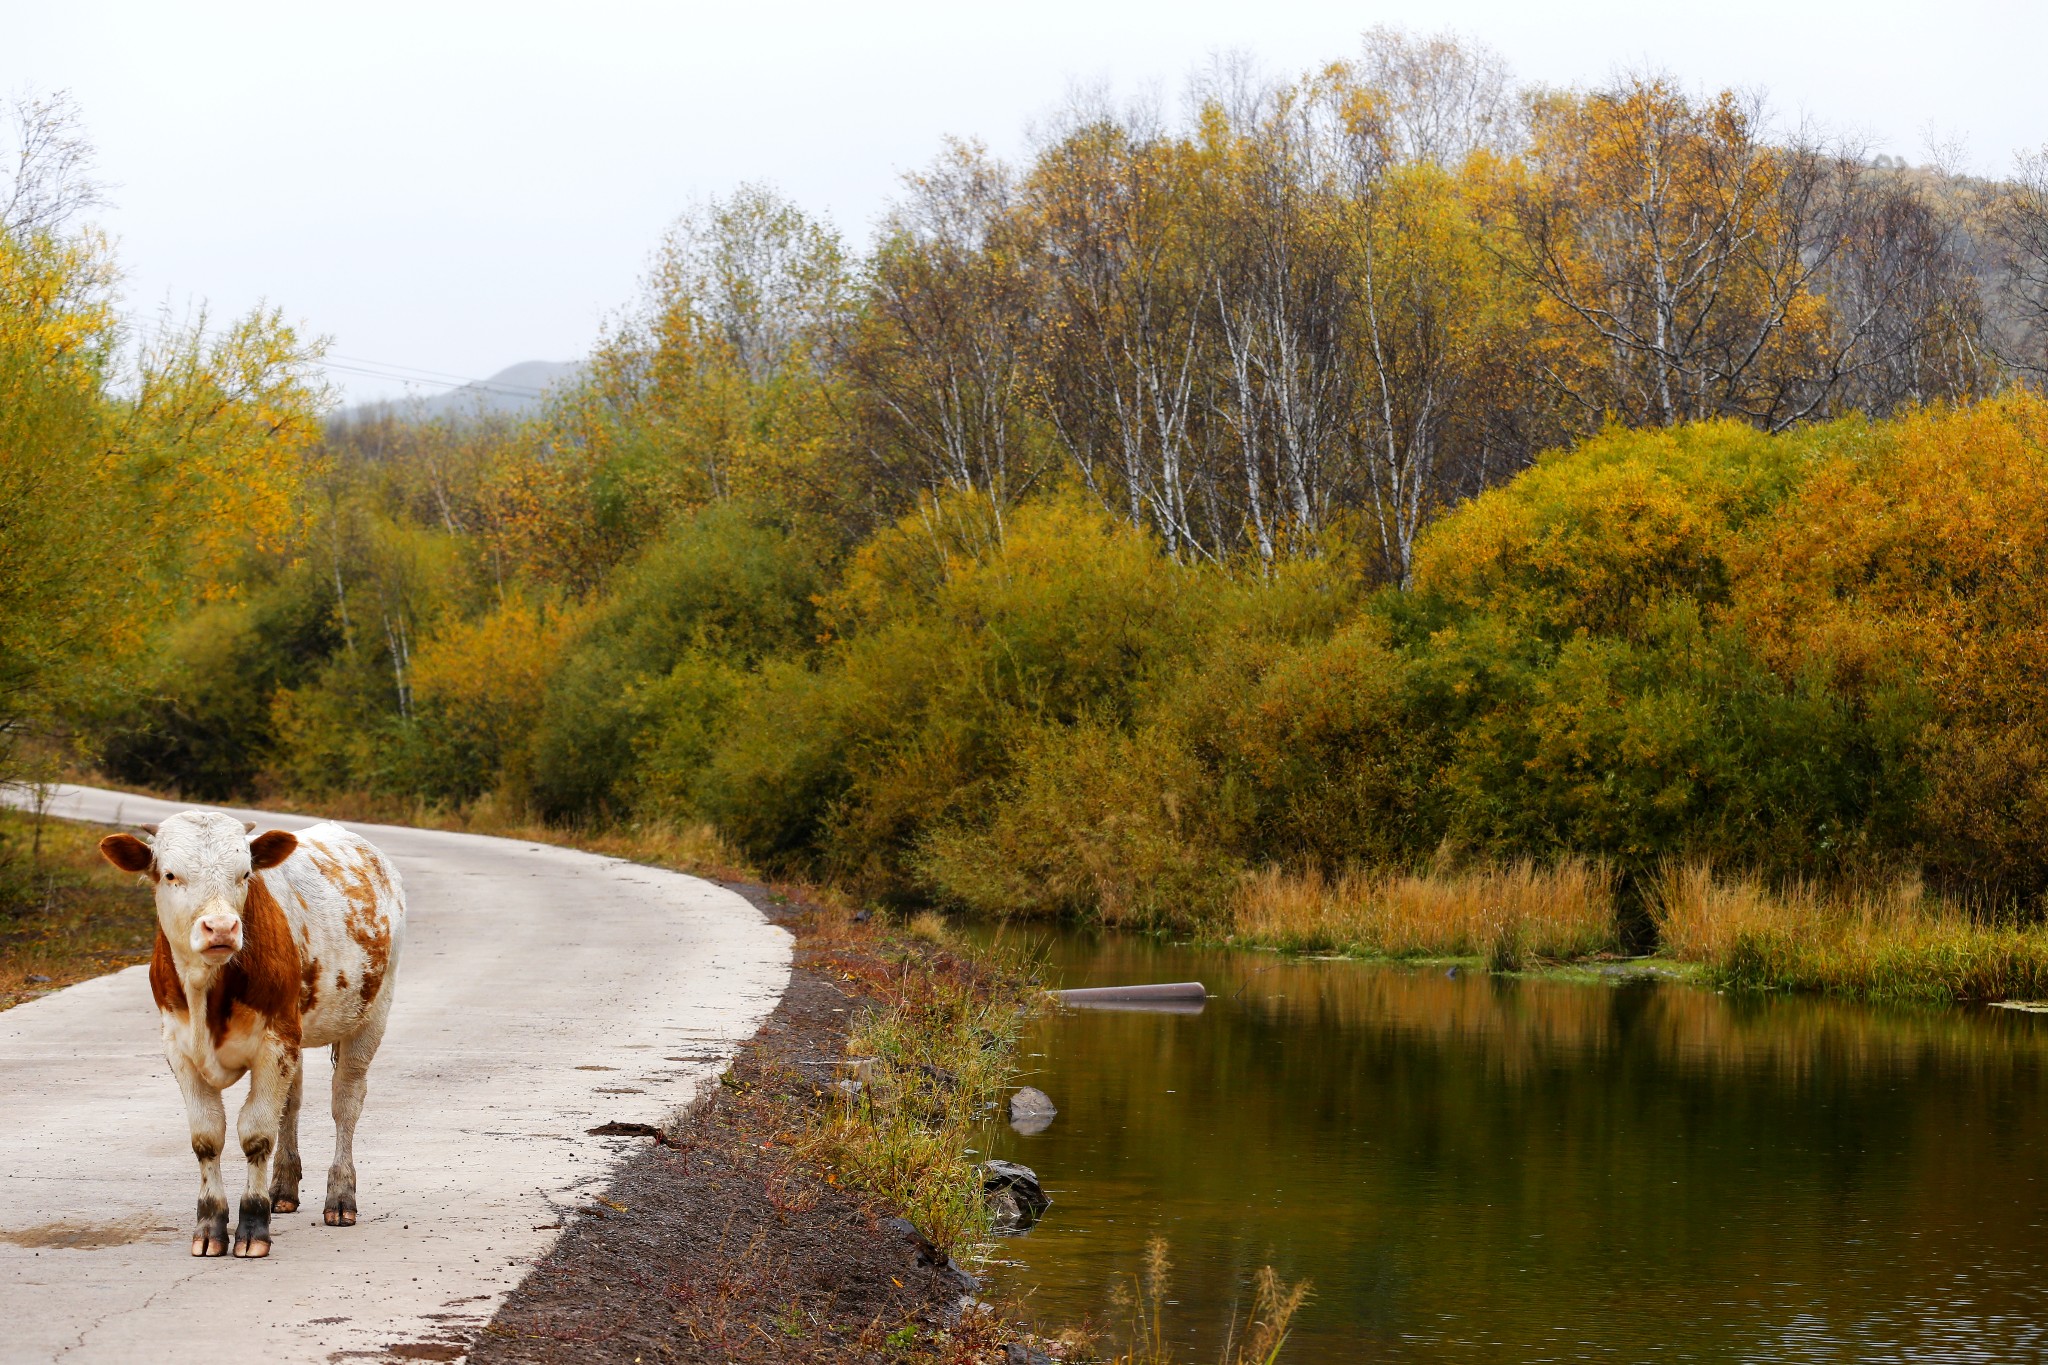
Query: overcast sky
[{"left": 8, "top": 0, "right": 2045, "bottom": 405}]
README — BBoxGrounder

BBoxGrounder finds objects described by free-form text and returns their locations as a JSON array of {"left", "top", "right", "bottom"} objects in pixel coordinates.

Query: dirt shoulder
[{"left": 470, "top": 883, "right": 1045, "bottom": 1365}]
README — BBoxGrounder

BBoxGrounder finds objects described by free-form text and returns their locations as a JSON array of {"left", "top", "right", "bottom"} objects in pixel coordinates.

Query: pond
[{"left": 982, "top": 930, "right": 2048, "bottom": 1363}]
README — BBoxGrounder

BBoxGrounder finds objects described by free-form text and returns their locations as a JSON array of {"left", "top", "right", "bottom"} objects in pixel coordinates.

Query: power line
[
  {"left": 319, "top": 360, "right": 551, "bottom": 401},
  {"left": 325, "top": 352, "right": 554, "bottom": 394}
]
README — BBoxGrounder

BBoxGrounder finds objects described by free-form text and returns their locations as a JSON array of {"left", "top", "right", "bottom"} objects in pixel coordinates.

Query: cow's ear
[
  {"left": 248, "top": 830, "right": 298, "bottom": 870},
  {"left": 100, "top": 834, "right": 154, "bottom": 874}
]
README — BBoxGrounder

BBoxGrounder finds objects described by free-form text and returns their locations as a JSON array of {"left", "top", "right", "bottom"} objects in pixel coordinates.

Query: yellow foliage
[{"left": 410, "top": 593, "right": 577, "bottom": 719}]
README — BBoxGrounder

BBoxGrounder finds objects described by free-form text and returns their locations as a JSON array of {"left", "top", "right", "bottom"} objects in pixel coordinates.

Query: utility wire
[
  {"left": 320, "top": 359, "right": 553, "bottom": 400},
  {"left": 325, "top": 352, "right": 558, "bottom": 393}
]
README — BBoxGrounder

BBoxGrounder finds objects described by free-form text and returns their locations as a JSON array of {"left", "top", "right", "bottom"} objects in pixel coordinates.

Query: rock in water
[
  {"left": 981, "top": 1158, "right": 1051, "bottom": 1233},
  {"left": 1008, "top": 1086, "right": 1058, "bottom": 1134}
]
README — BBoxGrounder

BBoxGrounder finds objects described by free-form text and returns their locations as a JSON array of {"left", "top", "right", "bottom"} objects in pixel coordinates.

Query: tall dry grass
[
  {"left": 1652, "top": 861, "right": 2048, "bottom": 1003},
  {"left": 1108, "top": 1238, "right": 1310, "bottom": 1365},
  {"left": 1231, "top": 857, "right": 1619, "bottom": 967}
]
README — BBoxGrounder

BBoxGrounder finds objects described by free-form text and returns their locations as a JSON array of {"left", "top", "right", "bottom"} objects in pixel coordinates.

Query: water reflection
[{"left": 984, "top": 931, "right": 2048, "bottom": 1363}]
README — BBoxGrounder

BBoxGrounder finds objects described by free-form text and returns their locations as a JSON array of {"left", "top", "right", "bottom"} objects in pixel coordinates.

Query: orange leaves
[
  {"left": 1501, "top": 77, "right": 1879, "bottom": 431},
  {"left": 1735, "top": 393, "right": 2048, "bottom": 708}
]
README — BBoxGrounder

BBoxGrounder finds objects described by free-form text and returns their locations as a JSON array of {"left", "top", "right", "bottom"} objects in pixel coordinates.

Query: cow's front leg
[
  {"left": 269, "top": 1064, "right": 304, "bottom": 1214},
  {"left": 172, "top": 1057, "right": 229, "bottom": 1256},
  {"left": 232, "top": 1038, "right": 297, "bottom": 1258}
]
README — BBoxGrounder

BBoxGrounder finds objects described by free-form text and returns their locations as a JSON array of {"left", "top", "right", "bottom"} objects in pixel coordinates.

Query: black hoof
[
  {"left": 192, "top": 1199, "right": 229, "bottom": 1257},
  {"left": 233, "top": 1195, "right": 272, "bottom": 1257}
]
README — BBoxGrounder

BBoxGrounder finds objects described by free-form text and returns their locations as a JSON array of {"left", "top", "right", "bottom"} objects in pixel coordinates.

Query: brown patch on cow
[
  {"left": 191, "top": 1135, "right": 219, "bottom": 1161},
  {"left": 98, "top": 833, "right": 153, "bottom": 874},
  {"left": 241, "top": 1134, "right": 273, "bottom": 1164},
  {"left": 248, "top": 829, "right": 297, "bottom": 870},
  {"left": 148, "top": 929, "right": 183, "bottom": 1014},
  {"left": 334, "top": 848, "right": 394, "bottom": 1005},
  {"left": 301, "top": 841, "right": 395, "bottom": 1006},
  {"left": 203, "top": 876, "right": 302, "bottom": 1051},
  {"left": 335, "top": 968, "right": 349, "bottom": 991},
  {"left": 299, "top": 954, "right": 322, "bottom": 1014}
]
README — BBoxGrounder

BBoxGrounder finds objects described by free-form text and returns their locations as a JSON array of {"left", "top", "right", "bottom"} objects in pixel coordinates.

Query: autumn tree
[
  {"left": 846, "top": 140, "right": 1051, "bottom": 526},
  {"left": 2, "top": 94, "right": 326, "bottom": 790},
  {"left": 494, "top": 185, "right": 859, "bottom": 590},
  {"left": 1994, "top": 148, "right": 2048, "bottom": 381},
  {"left": 1502, "top": 79, "right": 1899, "bottom": 430},
  {"left": 1026, "top": 108, "right": 1214, "bottom": 559}
]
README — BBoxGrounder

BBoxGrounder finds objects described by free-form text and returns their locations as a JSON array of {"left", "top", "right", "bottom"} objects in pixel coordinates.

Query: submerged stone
[{"left": 981, "top": 1158, "right": 1051, "bottom": 1233}]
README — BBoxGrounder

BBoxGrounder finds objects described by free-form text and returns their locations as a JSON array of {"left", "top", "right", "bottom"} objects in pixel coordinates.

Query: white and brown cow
[{"left": 99, "top": 812, "right": 405, "bottom": 1258}]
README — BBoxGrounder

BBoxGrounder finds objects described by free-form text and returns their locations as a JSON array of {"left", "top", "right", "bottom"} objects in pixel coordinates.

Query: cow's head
[{"left": 99, "top": 813, "right": 298, "bottom": 965}]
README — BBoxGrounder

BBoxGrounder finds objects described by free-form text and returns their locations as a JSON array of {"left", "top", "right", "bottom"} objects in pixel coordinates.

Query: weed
[
  {"left": 799, "top": 926, "right": 1042, "bottom": 1250},
  {"left": 1107, "top": 1238, "right": 1309, "bottom": 1365},
  {"left": 1651, "top": 861, "right": 2048, "bottom": 1003},
  {"left": 1233, "top": 857, "right": 1617, "bottom": 963}
]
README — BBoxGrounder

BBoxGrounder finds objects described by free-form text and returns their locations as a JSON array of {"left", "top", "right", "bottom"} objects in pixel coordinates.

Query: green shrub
[
  {"left": 93, "top": 566, "right": 341, "bottom": 799},
  {"left": 527, "top": 501, "right": 822, "bottom": 822}
]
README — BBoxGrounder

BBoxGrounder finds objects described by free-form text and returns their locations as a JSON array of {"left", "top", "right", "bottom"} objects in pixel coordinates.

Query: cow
[{"left": 98, "top": 812, "right": 405, "bottom": 1258}]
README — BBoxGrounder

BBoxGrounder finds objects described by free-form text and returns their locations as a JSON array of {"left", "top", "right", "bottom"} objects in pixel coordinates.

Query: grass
[
  {"left": 794, "top": 902, "right": 1042, "bottom": 1254},
  {"left": 1106, "top": 1238, "right": 1309, "bottom": 1365},
  {"left": 1651, "top": 861, "right": 2048, "bottom": 1004},
  {"left": 1230, "top": 857, "right": 1620, "bottom": 967},
  {"left": 0, "top": 807, "right": 157, "bottom": 1010}
]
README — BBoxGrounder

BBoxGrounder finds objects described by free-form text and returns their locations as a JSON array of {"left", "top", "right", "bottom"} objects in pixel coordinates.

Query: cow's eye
[{"left": 162, "top": 872, "right": 178, "bottom": 884}]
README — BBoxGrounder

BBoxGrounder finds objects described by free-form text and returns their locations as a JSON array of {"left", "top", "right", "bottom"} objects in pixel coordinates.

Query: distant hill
[{"left": 332, "top": 360, "right": 583, "bottom": 425}]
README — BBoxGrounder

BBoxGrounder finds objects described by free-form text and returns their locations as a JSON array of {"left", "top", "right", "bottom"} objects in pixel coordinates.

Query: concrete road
[{"left": 0, "top": 784, "right": 792, "bottom": 1363}]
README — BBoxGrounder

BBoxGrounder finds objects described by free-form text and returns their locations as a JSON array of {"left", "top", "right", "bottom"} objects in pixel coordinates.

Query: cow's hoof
[
  {"left": 323, "top": 1194, "right": 356, "bottom": 1227},
  {"left": 193, "top": 1202, "right": 229, "bottom": 1256},
  {"left": 271, "top": 1197, "right": 298, "bottom": 1214},
  {"left": 233, "top": 1197, "right": 272, "bottom": 1257}
]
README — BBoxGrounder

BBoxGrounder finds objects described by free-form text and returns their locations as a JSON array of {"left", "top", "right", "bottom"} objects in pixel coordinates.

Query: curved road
[{"left": 0, "top": 785, "right": 792, "bottom": 1363}]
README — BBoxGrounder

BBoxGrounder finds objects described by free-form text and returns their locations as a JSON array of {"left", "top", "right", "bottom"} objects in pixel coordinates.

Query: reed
[
  {"left": 1651, "top": 862, "right": 2048, "bottom": 1003},
  {"left": 1231, "top": 857, "right": 1620, "bottom": 965},
  {"left": 1107, "top": 1238, "right": 1310, "bottom": 1365}
]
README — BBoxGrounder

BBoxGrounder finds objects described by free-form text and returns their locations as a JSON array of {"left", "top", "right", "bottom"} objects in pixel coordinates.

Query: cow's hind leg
[
  {"left": 233, "top": 1039, "right": 297, "bottom": 1258},
  {"left": 324, "top": 1016, "right": 386, "bottom": 1227},
  {"left": 268, "top": 1064, "right": 304, "bottom": 1214},
  {"left": 172, "top": 1058, "right": 229, "bottom": 1256}
]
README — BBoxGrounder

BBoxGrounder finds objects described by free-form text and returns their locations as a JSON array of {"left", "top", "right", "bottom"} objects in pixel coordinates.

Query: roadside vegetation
[
  {"left": 0, "top": 806, "right": 155, "bottom": 1009},
  {"left": 19, "top": 38, "right": 2048, "bottom": 1021}
]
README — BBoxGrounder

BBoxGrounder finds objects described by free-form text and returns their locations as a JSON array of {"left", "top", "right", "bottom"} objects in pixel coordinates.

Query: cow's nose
[{"left": 199, "top": 917, "right": 240, "bottom": 945}]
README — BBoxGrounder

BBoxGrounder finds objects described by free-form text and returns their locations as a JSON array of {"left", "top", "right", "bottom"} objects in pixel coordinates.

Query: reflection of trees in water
[{"left": 1004, "top": 935, "right": 2048, "bottom": 1362}]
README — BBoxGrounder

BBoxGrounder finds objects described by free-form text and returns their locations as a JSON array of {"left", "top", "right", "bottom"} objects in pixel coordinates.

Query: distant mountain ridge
[{"left": 333, "top": 360, "right": 583, "bottom": 425}]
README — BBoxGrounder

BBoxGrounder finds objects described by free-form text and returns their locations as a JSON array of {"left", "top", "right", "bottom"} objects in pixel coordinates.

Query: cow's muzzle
[{"left": 195, "top": 913, "right": 243, "bottom": 959}]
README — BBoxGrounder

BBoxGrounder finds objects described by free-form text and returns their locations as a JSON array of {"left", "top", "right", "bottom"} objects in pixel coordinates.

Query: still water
[{"left": 984, "top": 931, "right": 2048, "bottom": 1363}]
